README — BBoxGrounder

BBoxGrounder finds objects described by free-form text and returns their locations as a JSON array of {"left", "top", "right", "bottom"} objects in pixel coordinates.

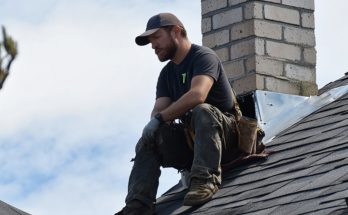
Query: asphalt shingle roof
[
  {"left": 0, "top": 200, "right": 30, "bottom": 215},
  {"left": 155, "top": 73, "right": 348, "bottom": 215},
  {"left": 319, "top": 72, "right": 348, "bottom": 95}
]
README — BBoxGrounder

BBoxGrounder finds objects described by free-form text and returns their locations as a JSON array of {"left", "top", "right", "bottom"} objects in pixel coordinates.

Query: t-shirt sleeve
[
  {"left": 156, "top": 68, "right": 170, "bottom": 99},
  {"left": 192, "top": 53, "right": 220, "bottom": 81}
]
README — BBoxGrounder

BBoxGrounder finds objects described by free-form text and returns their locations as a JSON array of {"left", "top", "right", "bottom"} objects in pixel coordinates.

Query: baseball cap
[{"left": 135, "top": 13, "right": 184, "bottom": 46}]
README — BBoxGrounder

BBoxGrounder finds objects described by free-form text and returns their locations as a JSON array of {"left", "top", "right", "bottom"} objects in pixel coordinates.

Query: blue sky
[{"left": 0, "top": 0, "right": 347, "bottom": 214}]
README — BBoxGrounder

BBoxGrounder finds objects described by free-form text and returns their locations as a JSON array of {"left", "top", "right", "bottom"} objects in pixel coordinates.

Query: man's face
[{"left": 148, "top": 28, "right": 177, "bottom": 62}]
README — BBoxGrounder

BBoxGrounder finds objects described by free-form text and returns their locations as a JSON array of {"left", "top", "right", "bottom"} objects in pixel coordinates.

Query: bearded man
[{"left": 116, "top": 13, "right": 240, "bottom": 215}]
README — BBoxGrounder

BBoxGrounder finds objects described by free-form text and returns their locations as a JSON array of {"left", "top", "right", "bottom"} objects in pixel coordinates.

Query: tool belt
[
  {"left": 231, "top": 88, "right": 265, "bottom": 155},
  {"left": 236, "top": 116, "right": 265, "bottom": 154},
  {"left": 183, "top": 89, "right": 265, "bottom": 155}
]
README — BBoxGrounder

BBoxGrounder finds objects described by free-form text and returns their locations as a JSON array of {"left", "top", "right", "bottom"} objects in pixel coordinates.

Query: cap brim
[{"left": 135, "top": 28, "right": 160, "bottom": 46}]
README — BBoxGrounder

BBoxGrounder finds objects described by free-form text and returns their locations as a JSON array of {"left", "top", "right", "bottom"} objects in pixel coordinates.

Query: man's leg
[
  {"left": 184, "top": 103, "right": 238, "bottom": 206},
  {"left": 122, "top": 137, "right": 161, "bottom": 214},
  {"left": 118, "top": 124, "right": 192, "bottom": 214}
]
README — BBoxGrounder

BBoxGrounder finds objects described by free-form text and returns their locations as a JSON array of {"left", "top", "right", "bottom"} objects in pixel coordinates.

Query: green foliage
[
  {"left": 0, "top": 25, "right": 18, "bottom": 90},
  {"left": 0, "top": 43, "right": 2, "bottom": 68},
  {"left": 2, "top": 26, "right": 18, "bottom": 58}
]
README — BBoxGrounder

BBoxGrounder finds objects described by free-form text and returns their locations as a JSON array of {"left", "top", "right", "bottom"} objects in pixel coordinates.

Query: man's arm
[
  {"left": 159, "top": 75, "right": 214, "bottom": 122},
  {"left": 151, "top": 97, "right": 172, "bottom": 118},
  {"left": 141, "top": 75, "right": 213, "bottom": 141}
]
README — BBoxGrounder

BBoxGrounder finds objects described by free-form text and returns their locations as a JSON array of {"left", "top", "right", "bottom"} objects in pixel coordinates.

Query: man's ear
[{"left": 172, "top": 25, "right": 181, "bottom": 38}]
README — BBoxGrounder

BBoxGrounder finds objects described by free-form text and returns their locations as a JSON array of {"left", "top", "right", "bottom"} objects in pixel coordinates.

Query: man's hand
[{"left": 142, "top": 117, "right": 161, "bottom": 142}]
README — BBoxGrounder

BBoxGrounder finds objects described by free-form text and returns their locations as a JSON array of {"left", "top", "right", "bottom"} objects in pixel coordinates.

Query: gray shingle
[{"left": 0, "top": 201, "right": 30, "bottom": 215}]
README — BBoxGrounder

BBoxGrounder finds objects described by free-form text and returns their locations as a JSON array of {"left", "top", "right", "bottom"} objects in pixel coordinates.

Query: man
[{"left": 117, "top": 13, "right": 240, "bottom": 214}]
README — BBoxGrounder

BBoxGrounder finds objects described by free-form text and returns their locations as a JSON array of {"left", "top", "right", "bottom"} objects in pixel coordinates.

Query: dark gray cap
[{"left": 135, "top": 13, "right": 184, "bottom": 46}]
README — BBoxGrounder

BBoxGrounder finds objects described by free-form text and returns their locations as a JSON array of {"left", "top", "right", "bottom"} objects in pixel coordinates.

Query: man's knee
[
  {"left": 192, "top": 103, "right": 211, "bottom": 115},
  {"left": 135, "top": 137, "right": 156, "bottom": 154},
  {"left": 191, "top": 103, "right": 220, "bottom": 126},
  {"left": 192, "top": 103, "right": 213, "bottom": 119}
]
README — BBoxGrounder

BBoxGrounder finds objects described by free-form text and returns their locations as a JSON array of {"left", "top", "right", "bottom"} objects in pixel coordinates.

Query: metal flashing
[{"left": 254, "top": 85, "right": 348, "bottom": 143}]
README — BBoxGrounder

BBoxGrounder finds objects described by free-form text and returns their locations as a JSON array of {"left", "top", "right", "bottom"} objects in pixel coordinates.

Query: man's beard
[{"left": 157, "top": 38, "right": 177, "bottom": 62}]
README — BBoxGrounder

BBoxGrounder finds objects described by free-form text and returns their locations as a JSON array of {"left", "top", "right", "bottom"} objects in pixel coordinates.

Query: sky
[{"left": 0, "top": 0, "right": 347, "bottom": 214}]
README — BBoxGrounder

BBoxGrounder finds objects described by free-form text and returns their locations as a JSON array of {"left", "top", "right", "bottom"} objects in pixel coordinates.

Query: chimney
[{"left": 201, "top": 0, "right": 318, "bottom": 96}]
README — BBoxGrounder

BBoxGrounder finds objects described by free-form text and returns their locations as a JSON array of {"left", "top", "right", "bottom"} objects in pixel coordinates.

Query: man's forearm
[
  {"left": 150, "top": 97, "right": 172, "bottom": 119},
  {"left": 155, "top": 75, "right": 213, "bottom": 122},
  {"left": 160, "top": 90, "right": 204, "bottom": 122}
]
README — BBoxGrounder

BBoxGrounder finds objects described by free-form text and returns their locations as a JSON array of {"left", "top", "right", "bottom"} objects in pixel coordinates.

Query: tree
[{"left": 0, "top": 26, "right": 18, "bottom": 90}]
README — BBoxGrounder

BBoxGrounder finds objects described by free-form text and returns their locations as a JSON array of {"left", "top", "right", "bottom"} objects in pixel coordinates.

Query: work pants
[{"left": 125, "top": 103, "right": 239, "bottom": 208}]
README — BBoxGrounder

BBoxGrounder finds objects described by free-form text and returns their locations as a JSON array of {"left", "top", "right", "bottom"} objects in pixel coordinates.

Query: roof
[
  {"left": 0, "top": 200, "right": 30, "bottom": 215},
  {"left": 155, "top": 73, "right": 348, "bottom": 214},
  {"left": 319, "top": 72, "right": 348, "bottom": 95}
]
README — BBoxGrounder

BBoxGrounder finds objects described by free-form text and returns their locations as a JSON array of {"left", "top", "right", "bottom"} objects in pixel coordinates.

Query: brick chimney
[{"left": 201, "top": 0, "right": 318, "bottom": 96}]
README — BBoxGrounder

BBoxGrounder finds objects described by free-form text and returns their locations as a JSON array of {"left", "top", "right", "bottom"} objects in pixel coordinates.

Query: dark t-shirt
[{"left": 156, "top": 44, "right": 234, "bottom": 114}]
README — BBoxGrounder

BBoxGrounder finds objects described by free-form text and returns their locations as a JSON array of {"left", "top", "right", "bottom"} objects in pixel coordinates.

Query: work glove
[{"left": 142, "top": 116, "right": 162, "bottom": 142}]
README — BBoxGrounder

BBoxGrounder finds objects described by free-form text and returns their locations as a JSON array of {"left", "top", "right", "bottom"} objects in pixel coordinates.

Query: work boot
[
  {"left": 183, "top": 177, "right": 218, "bottom": 206},
  {"left": 115, "top": 200, "right": 153, "bottom": 215}
]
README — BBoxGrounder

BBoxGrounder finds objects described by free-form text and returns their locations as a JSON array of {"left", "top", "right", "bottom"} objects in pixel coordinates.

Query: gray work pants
[{"left": 125, "top": 103, "right": 239, "bottom": 208}]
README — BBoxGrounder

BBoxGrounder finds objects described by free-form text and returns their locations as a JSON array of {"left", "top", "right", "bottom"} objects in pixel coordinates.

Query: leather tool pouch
[
  {"left": 230, "top": 89, "right": 266, "bottom": 155},
  {"left": 237, "top": 116, "right": 258, "bottom": 154}
]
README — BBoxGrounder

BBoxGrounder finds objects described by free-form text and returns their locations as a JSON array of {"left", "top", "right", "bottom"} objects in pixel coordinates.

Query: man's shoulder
[
  {"left": 192, "top": 44, "right": 216, "bottom": 55},
  {"left": 191, "top": 44, "right": 219, "bottom": 63}
]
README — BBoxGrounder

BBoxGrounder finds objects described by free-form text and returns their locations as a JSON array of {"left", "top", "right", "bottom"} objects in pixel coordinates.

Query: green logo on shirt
[{"left": 181, "top": 73, "right": 187, "bottom": 84}]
